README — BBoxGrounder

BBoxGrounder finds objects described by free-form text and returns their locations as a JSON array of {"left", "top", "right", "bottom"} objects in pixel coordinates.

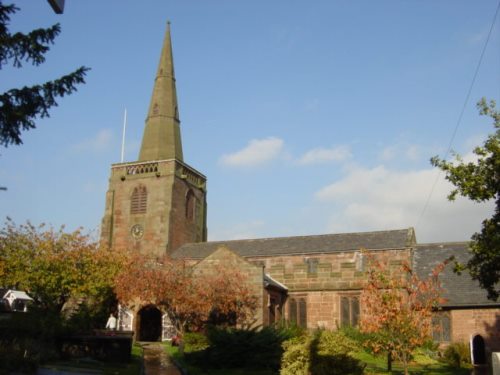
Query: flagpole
[{"left": 120, "top": 108, "right": 127, "bottom": 163}]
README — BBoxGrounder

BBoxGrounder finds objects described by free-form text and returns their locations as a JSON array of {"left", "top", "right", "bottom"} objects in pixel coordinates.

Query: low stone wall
[{"left": 58, "top": 331, "right": 134, "bottom": 362}]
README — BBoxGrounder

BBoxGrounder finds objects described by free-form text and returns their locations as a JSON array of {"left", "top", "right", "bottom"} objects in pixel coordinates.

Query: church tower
[{"left": 100, "top": 23, "right": 207, "bottom": 257}]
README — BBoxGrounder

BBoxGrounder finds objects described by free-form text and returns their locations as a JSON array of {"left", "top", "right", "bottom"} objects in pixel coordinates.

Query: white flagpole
[{"left": 120, "top": 108, "right": 127, "bottom": 163}]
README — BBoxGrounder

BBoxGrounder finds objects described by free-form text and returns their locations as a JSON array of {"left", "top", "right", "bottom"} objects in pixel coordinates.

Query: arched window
[
  {"left": 432, "top": 312, "right": 451, "bottom": 342},
  {"left": 186, "top": 190, "right": 196, "bottom": 221},
  {"left": 288, "top": 297, "right": 307, "bottom": 328},
  {"left": 131, "top": 185, "right": 147, "bottom": 214},
  {"left": 340, "top": 295, "right": 360, "bottom": 327}
]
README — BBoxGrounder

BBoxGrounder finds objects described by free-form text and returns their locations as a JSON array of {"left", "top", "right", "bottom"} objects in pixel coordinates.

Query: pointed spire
[{"left": 138, "top": 21, "right": 183, "bottom": 162}]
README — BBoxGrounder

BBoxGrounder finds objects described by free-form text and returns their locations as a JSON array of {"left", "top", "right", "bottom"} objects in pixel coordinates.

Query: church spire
[{"left": 138, "top": 22, "right": 183, "bottom": 162}]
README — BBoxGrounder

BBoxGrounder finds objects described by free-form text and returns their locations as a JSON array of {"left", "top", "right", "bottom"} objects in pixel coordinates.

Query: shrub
[
  {"left": 442, "top": 342, "right": 472, "bottom": 368},
  {"left": 0, "top": 310, "right": 62, "bottom": 372},
  {"left": 281, "top": 336, "right": 310, "bottom": 375},
  {"left": 205, "top": 325, "right": 301, "bottom": 370},
  {"left": 183, "top": 332, "right": 209, "bottom": 353},
  {"left": 281, "top": 330, "right": 365, "bottom": 375}
]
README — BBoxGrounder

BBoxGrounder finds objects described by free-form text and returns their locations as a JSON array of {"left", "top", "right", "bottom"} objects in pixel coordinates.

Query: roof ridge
[
  {"left": 185, "top": 228, "right": 412, "bottom": 247},
  {"left": 417, "top": 241, "right": 471, "bottom": 246}
]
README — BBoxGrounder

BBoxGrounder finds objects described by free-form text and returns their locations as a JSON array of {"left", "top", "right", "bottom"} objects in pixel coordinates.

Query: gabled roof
[
  {"left": 413, "top": 242, "right": 499, "bottom": 307},
  {"left": 173, "top": 228, "right": 415, "bottom": 259},
  {"left": 4, "top": 290, "right": 33, "bottom": 301},
  {"left": 264, "top": 274, "right": 288, "bottom": 291}
]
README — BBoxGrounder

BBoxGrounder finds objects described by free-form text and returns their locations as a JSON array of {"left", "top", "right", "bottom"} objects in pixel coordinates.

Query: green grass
[
  {"left": 354, "top": 350, "right": 471, "bottom": 375},
  {"left": 40, "top": 343, "right": 143, "bottom": 375},
  {"left": 164, "top": 341, "right": 473, "bottom": 375}
]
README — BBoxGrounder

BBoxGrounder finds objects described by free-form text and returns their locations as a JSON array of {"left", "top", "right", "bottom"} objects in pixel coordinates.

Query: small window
[
  {"left": 289, "top": 299, "right": 297, "bottom": 323},
  {"left": 288, "top": 297, "right": 307, "bottom": 328},
  {"left": 305, "top": 258, "right": 319, "bottom": 275},
  {"left": 131, "top": 185, "right": 147, "bottom": 214},
  {"left": 340, "top": 295, "right": 360, "bottom": 327},
  {"left": 269, "top": 297, "right": 276, "bottom": 325},
  {"left": 432, "top": 313, "right": 451, "bottom": 342}
]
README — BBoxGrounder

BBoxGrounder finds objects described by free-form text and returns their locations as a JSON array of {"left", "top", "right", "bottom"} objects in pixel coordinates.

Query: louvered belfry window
[{"left": 131, "top": 185, "right": 147, "bottom": 214}]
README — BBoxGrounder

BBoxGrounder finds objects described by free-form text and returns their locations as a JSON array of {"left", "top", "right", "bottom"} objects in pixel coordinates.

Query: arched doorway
[
  {"left": 472, "top": 334, "right": 486, "bottom": 365},
  {"left": 138, "top": 305, "right": 162, "bottom": 342}
]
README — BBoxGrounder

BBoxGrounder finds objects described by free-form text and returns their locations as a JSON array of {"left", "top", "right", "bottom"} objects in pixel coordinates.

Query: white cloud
[
  {"left": 73, "top": 129, "right": 113, "bottom": 153},
  {"left": 379, "top": 146, "right": 396, "bottom": 162},
  {"left": 219, "top": 137, "right": 284, "bottom": 167},
  {"left": 405, "top": 145, "right": 419, "bottom": 161},
  {"left": 297, "top": 145, "right": 351, "bottom": 165},
  {"left": 378, "top": 144, "right": 420, "bottom": 162},
  {"left": 315, "top": 165, "right": 495, "bottom": 242}
]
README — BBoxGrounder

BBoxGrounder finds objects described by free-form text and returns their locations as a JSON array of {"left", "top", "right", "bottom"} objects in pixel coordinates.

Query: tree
[
  {"left": 0, "top": 3, "right": 89, "bottom": 147},
  {"left": 114, "top": 253, "right": 259, "bottom": 340},
  {"left": 0, "top": 218, "right": 123, "bottom": 314},
  {"left": 360, "top": 255, "right": 446, "bottom": 375},
  {"left": 431, "top": 98, "right": 500, "bottom": 300}
]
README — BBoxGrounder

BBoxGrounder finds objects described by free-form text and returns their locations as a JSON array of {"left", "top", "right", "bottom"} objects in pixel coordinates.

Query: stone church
[{"left": 100, "top": 24, "right": 499, "bottom": 364}]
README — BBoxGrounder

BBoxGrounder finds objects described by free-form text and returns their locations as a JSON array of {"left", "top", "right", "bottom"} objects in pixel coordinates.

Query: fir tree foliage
[
  {"left": 0, "top": 2, "right": 89, "bottom": 147},
  {"left": 431, "top": 98, "right": 500, "bottom": 300}
]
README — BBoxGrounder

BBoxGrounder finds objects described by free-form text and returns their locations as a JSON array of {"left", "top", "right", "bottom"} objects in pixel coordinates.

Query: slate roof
[
  {"left": 172, "top": 228, "right": 415, "bottom": 259},
  {"left": 414, "top": 242, "right": 499, "bottom": 307}
]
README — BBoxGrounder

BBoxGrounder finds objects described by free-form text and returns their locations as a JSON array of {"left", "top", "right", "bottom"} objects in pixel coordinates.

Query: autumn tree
[
  {"left": 360, "top": 255, "right": 446, "bottom": 375},
  {"left": 431, "top": 98, "right": 500, "bottom": 300},
  {"left": 0, "top": 3, "right": 89, "bottom": 147},
  {"left": 0, "top": 219, "right": 123, "bottom": 314},
  {"left": 114, "top": 253, "right": 258, "bottom": 339}
]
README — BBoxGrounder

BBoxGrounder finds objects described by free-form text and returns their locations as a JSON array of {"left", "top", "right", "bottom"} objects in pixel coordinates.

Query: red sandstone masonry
[
  {"left": 249, "top": 249, "right": 412, "bottom": 329},
  {"left": 451, "top": 308, "right": 500, "bottom": 352}
]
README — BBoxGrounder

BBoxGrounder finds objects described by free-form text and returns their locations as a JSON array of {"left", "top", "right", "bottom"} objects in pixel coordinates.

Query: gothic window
[
  {"left": 288, "top": 297, "right": 307, "bottom": 328},
  {"left": 130, "top": 185, "right": 147, "bottom": 214},
  {"left": 186, "top": 190, "right": 196, "bottom": 222},
  {"left": 340, "top": 295, "right": 360, "bottom": 327},
  {"left": 432, "top": 312, "right": 451, "bottom": 342}
]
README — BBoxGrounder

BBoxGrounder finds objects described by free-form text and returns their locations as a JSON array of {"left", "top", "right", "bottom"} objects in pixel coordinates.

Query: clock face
[{"left": 131, "top": 224, "right": 144, "bottom": 240}]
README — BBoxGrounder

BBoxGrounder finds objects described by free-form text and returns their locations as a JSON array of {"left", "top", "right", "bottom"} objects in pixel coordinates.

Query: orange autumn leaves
[
  {"left": 114, "top": 253, "right": 259, "bottom": 335},
  {"left": 360, "top": 253, "right": 447, "bottom": 375},
  {"left": 0, "top": 219, "right": 257, "bottom": 335}
]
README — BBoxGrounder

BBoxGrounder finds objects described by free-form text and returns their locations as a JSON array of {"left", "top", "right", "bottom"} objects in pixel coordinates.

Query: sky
[{"left": 1, "top": 0, "right": 499, "bottom": 244}]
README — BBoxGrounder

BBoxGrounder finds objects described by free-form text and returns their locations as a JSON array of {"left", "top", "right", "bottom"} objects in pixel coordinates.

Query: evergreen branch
[
  {"left": 0, "top": 66, "right": 90, "bottom": 146},
  {"left": 0, "top": 4, "right": 61, "bottom": 68}
]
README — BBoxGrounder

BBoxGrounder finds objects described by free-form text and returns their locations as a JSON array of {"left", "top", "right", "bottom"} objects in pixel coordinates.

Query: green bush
[
  {"left": 183, "top": 332, "right": 209, "bottom": 353},
  {"left": 442, "top": 342, "right": 472, "bottom": 368},
  {"left": 0, "top": 311, "right": 62, "bottom": 372},
  {"left": 204, "top": 325, "right": 301, "bottom": 370},
  {"left": 280, "top": 330, "right": 365, "bottom": 375},
  {"left": 280, "top": 336, "right": 310, "bottom": 375}
]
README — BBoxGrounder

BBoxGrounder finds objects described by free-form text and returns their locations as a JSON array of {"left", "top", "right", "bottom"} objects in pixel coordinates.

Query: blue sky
[{"left": 1, "top": 0, "right": 498, "bottom": 243}]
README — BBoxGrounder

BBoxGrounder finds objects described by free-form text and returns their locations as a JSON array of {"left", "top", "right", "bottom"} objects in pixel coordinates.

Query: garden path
[{"left": 142, "top": 342, "right": 182, "bottom": 375}]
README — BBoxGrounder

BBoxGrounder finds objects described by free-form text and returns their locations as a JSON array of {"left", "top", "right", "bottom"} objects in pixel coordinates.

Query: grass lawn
[
  {"left": 39, "top": 343, "right": 143, "bottom": 375},
  {"left": 354, "top": 350, "right": 471, "bottom": 374},
  {"left": 164, "top": 342, "right": 472, "bottom": 375}
]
